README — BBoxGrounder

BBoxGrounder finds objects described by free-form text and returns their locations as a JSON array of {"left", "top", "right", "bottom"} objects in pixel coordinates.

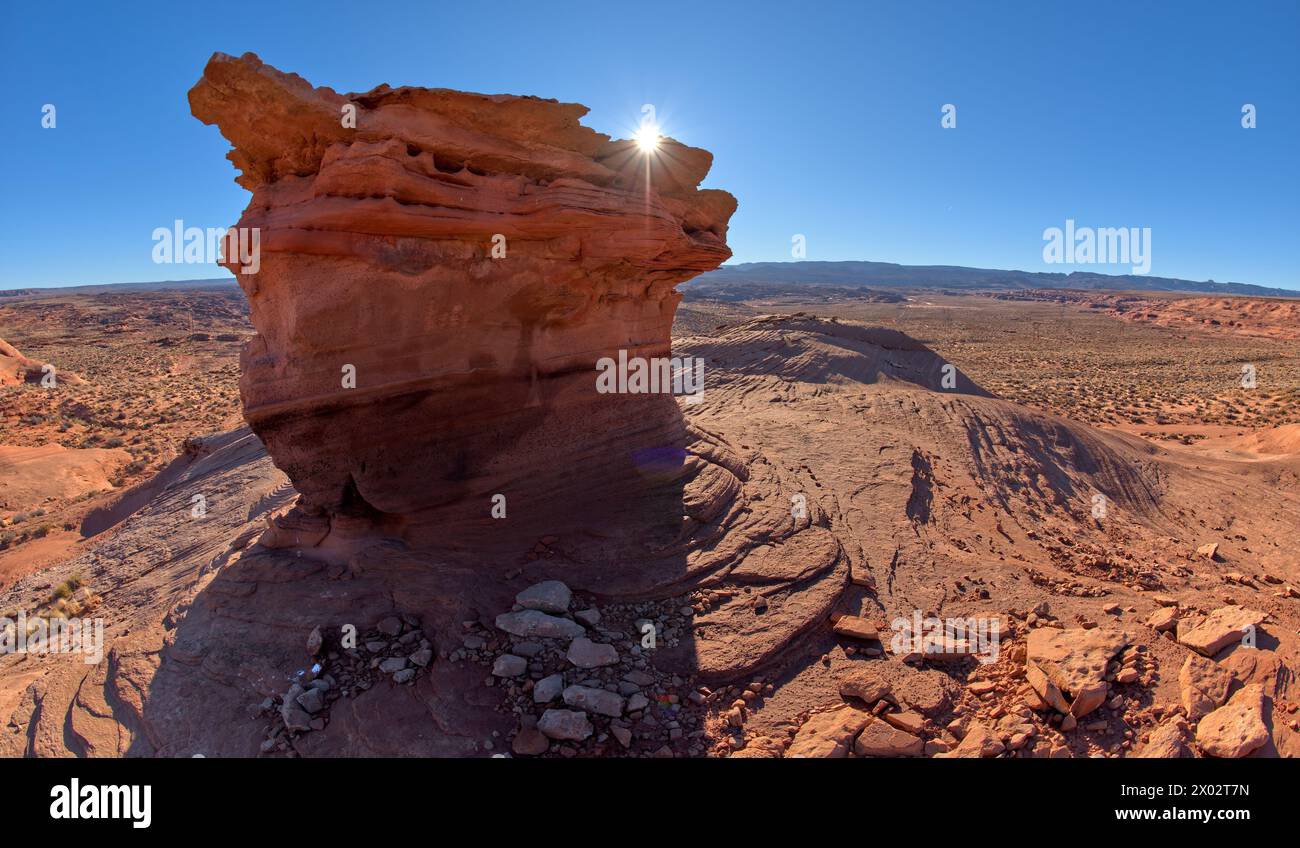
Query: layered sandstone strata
[{"left": 189, "top": 53, "right": 735, "bottom": 547}]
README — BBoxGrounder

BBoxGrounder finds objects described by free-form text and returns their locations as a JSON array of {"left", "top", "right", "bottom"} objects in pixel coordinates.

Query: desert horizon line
[{"left": 6, "top": 256, "right": 1297, "bottom": 298}]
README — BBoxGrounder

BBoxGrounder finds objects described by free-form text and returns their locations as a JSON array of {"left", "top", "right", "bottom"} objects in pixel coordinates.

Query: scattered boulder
[
  {"left": 281, "top": 706, "right": 313, "bottom": 732},
  {"left": 1136, "top": 718, "right": 1194, "bottom": 758},
  {"left": 1146, "top": 606, "right": 1178, "bottom": 632},
  {"left": 516, "top": 580, "right": 572, "bottom": 614},
  {"left": 1196, "top": 684, "right": 1269, "bottom": 758},
  {"left": 1179, "top": 654, "right": 1234, "bottom": 721},
  {"left": 1196, "top": 542, "right": 1221, "bottom": 561},
  {"left": 512, "top": 727, "right": 549, "bottom": 756},
  {"left": 1177, "top": 606, "right": 1265, "bottom": 657},
  {"left": 786, "top": 705, "right": 871, "bottom": 758},
  {"left": 495, "top": 610, "right": 585, "bottom": 640},
  {"left": 562, "top": 684, "right": 625, "bottom": 718},
  {"left": 566, "top": 637, "right": 618, "bottom": 669},
  {"left": 538, "top": 708, "right": 593, "bottom": 742},
  {"left": 1026, "top": 628, "right": 1128, "bottom": 717},
  {"left": 533, "top": 673, "right": 565, "bottom": 704},
  {"left": 492, "top": 654, "right": 527, "bottom": 677},
  {"left": 939, "top": 721, "right": 1004, "bottom": 758},
  {"left": 854, "top": 718, "right": 923, "bottom": 756}
]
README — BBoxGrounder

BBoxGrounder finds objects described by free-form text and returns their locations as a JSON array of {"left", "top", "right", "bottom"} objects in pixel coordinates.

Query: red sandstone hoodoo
[{"left": 190, "top": 52, "right": 737, "bottom": 552}]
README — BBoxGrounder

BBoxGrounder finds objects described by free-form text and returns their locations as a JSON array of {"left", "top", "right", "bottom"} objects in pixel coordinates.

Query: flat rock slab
[
  {"left": 786, "top": 705, "right": 871, "bottom": 758},
  {"left": 1026, "top": 627, "right": 1128, "bottom": 717},
  {"left": 1177, "top": 606, "right": 1266, "bottom": 657},
  {"left": 495, "top": 610, "right": 585, "bottom": 640},
  {"left": 1179, "top": 654, "right": 1234, "bottom": 721},
  {"left": 562, "top": 685, "right": 624, "bottom": 718},
  {"left": 854, "top": 718, "right": 923, "bottom": 756},
  {"left": 515, "top": 580, "right": 572, "bottom": 614},
  {"left": 1136, "top": 718, "right": 1194, "bottom": 758},
  {"left": 832, "top": 615, "right": 879, "bottom": 641},
  {"left": 1196, "top": 684, "right": 1269, "bottom": 758},
  {"left": 1146, "top": 606, "right": 1178, "bottom": 632}
]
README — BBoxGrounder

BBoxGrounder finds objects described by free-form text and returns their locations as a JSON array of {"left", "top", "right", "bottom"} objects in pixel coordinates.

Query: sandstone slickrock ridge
[{"left": 0, "top": 337, "right": 48, "bottom": 386}]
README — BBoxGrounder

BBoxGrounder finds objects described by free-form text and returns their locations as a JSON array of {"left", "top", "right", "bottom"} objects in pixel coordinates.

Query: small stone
[
  {"left": 563, "top": 684, "right": 625, "bottom": 717},
  {"left": 567, "top": 637, "right": 619, "bottom": 668},
  {"left": 306, "top": 626, "right": 323, "bottom": 656},
  {"left": 882, "top": 710, "right": 926, "bottom": 735},
  {"left": 379, "top": 657, "right": 408, "bottom": 674},
  {"left": 409, "top": 648, "right": 433, "bottom": 668},
  {"left": 296, "top": 689, "right": 324, "bottom": 714},
  {"left": 575, "top": 608, "right": 601, "bottom": 626},
  {"left": 492, "top": 654, "right": 528, "bottom": 677},
  {"left": 537, "top": 708, "right": 593, "bottom": 741},
  {"left": 377, "top": 616, "right": 403, "bottom": 637},
  {"left": 512, "top": 640, "right": 543, "bottom": 658},
  {"left": 533, "top": 673, "right": 565, "bottom": 704},
  {"left": 611, "top": 725, "right": 632, "bottom": 748},
  {"left": 392, "top": 668, "right": 415, "bottom": 684},
  {"left": 832, "top": 615, "right": 878, "bottom": 641},
  {"left": 512, "top": 727, "right": 549, "bottom": 755}
]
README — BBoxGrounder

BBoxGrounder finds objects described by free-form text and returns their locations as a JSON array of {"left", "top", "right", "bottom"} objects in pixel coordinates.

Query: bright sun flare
[{"left": 634, "top": 123, "right": 660, "bottom": 152}]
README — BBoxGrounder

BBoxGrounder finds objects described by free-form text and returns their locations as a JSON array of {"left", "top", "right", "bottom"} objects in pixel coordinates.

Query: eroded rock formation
[{"left": 189, "top": 52, "right": 736, "bottom": 550}]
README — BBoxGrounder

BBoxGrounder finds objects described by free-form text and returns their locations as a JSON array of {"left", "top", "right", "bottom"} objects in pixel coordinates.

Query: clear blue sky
[{"left": 3, "top": 0, "right": 1297, "bottom": 289}]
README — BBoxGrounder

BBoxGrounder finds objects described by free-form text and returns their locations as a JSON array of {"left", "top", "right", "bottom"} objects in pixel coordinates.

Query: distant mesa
[
  {"left": 691, "top": 261, "right": 1300, "bottom": 299},
  {"left": 189, "top": 52, "right": 736, "bottom": 552}
]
